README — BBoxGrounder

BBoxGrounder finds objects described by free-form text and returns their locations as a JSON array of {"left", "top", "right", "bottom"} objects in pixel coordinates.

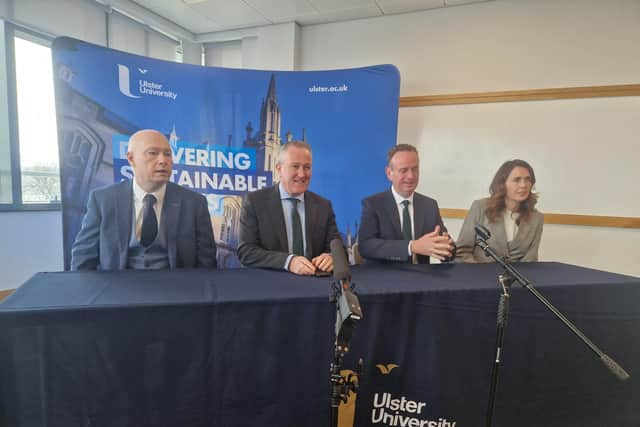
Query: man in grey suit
[
  {"left": 359, "top": 144, "right": 455, "bottom": 264},
  {"left": 71, "top": 129, "right": 217, "bottom": 270},
  {"left": 238, "top": 141, "right": 339, "bottom": 275}
]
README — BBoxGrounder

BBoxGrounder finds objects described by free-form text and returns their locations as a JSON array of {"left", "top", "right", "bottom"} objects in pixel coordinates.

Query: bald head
[
  {"left": 127, "top": 129, "right": 169, "bottom": 155},
  {"left": 126, "top": 129, "right": 173, "bottom": 192}
]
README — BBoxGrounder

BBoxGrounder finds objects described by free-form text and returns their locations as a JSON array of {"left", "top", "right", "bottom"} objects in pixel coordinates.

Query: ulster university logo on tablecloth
[
  {"left": 357, "top": 362, "right": 458, "bottom": 427},
  {"left": 376, "top": 363, "right": 399, "bottom": 374}
]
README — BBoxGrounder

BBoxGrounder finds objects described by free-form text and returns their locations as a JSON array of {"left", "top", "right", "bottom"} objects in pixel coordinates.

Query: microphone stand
[
  {"left": 329, "top": 281, "right": 363, "bottom": 427},
  {"left": 485, "top": 273, "right": 514, "bottom": 427},
  {"left": 476, "top": 230, "right": 630, "bottom": 427}
]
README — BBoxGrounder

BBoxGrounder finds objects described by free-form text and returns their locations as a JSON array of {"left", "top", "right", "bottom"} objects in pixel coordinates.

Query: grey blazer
[
  {"left": 237, "top": 185, "right": 339, "bottom": 270},
  {"left": 70, "top": 180, "right": 217, "bottom": 270},
  {"left": 456, "top": 198, "right": 544, "bottom": 263}
]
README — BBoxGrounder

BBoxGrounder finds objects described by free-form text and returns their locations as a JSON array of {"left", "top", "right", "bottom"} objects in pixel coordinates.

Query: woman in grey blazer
[{"left": 456, "top": 159, "right": 543, "bottom": 263}]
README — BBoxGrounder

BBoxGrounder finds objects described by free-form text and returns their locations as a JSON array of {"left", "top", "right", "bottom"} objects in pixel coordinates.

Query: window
[{"left": 0, "top": 22, "right": 60, "bottom": 210}]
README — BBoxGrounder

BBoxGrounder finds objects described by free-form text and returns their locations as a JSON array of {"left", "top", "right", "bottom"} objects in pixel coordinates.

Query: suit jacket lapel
[
  {"left": 491, "top": 213, "right": 509, "bottom": 256},
  {"left": 384, "top": 190, "right": 402, "bottom": 239},
  {"left": 164, "top": 183, "right": 181, "bottom": 268},
  {"left": 511, "top": 216, "right": 533, "bottom": 249},
  {"left": 115, "top": 181, "right": 133, "bottom": 269},
  {"left": 270, "top": 186, "right": 288, "bottom": 252},
  {"left": 412, "top": 194, "right": 426, "bottom": 237}
]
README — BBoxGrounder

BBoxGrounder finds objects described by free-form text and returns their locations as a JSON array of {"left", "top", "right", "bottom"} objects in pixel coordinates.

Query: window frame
[{"left": 0, "top": 21, "right": 61, "bottom": 212}]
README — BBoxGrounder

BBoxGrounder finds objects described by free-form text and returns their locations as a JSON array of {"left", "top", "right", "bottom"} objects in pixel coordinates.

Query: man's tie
[
  {"left": 288, "top": 198, "right": 304, "bottom": 256},
  {"left": 401, "top": 200, "right": 412, "bottom": 241},
  {"left": 141, "top": 194, "right": 158, "bottom": 247}
]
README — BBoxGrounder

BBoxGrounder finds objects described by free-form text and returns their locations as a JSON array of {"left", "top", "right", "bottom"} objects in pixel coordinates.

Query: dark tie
[
  {"left": 401, "top": 200, "right": 412, "bottom": 241},
  {"left": 288, "top": 198, "right": 304, "bottom": 256},
  {"left": 141, "top": 194, "right": 158, "bottom": 247}
]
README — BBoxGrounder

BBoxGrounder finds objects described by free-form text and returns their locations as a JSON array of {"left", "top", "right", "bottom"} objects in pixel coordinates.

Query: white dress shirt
[
  {"left": 503, "top": 210, "right": 519, "bottom": 242},
  {"left": 279, "top": 183, "right": 306, "bottom": 270},
  {"left": 391, "top": 186, "right": 415, "bottom": 256},
  {"left": 132, "top": 181, "right": 166, "bottom": 242}
]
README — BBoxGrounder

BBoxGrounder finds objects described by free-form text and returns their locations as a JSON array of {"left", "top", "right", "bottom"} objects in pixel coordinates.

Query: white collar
[
  {"left": 133, "top": 180, "right": 167, "bottom": 206},
  {"left": 279, "top": 182, "right": 304, "bottom": 202},
  {"left": 391, "top": 186, "right": 414, "bottom": 205}
]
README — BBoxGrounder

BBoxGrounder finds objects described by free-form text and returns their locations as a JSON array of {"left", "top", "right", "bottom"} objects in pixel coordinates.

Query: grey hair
[
  {"left": 387, "top": 144, "right": 418, "bottom": 168},
  {"left": 277, "top": 141, "right": 312, "bottom": 164}
]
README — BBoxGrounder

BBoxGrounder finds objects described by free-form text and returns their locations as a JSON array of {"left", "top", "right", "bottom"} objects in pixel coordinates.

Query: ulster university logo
[
  {"left": 370, "top": 362, "right": 458, "bottom": 427},
  {"left": 117, "top": 64, "right": 141, "bottom": 98},
  {"left": 117, "top": 64, "right": 178, "bottom": 100},
  {"left": 376, "top": 363, "right": 399, "bottom": 374}
]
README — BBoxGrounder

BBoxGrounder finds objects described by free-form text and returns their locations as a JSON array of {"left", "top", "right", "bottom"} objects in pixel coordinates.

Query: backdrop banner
[{"left": 52, "top": 37, "right": 400, "bottom": 269}]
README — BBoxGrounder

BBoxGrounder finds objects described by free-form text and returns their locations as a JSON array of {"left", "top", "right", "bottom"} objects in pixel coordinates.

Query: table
[{"left": 0, "top": 262, "right": 638, "bottom": 426}]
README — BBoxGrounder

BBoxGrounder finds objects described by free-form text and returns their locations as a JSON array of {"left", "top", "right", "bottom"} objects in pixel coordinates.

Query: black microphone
[
  {"left": 330, "top": 238, "right": 362, "bottom": 348},
  {"left": 331, "top": 238, "right": 351, "bottom": 285},
  {"left": 475, "top": 224, "right": 491, "bottom": 242}
]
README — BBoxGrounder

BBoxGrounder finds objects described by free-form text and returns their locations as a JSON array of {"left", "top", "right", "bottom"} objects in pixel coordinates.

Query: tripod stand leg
[{"left": 486, "top": 275, "right": 512, "bottom": 427}]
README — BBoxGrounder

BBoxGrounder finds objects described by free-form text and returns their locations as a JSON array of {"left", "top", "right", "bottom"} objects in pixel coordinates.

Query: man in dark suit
[
  {"left": 71, "top": 129, "right": 217, "bottom": 270},
  {"left": 238, "top": 141, "right": 339, "bottom": 275},
  {"left": 359, "top": 144, "right": 455, "bottom": 264}
]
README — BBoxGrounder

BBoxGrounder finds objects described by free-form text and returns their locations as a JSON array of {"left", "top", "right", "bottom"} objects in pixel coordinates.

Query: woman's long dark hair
[{"left": 485, "top": 159, "right": 538, "bottom": 224}]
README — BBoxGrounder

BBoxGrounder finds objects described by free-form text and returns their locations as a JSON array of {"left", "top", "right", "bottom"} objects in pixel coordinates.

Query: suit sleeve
[
  {"left": 237, "top": 193, "right": 289, "bottom": 270},
  {"left": 194, "top": 194, "right": 218, "bottom": 268},
  {"left": 70, "top": 191, "right": 101, "bottom": 270},
  {"left": 358, "top": 197, "right": 409, "bottom": 262},
  {"left": 455, "top": 199, "right": 483, "bottom": 263},
  {"left": 521, "top": 213, "right": 544, "bottom": 262}
]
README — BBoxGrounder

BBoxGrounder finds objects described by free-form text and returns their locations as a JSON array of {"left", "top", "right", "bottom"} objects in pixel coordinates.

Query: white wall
[
  {"left": 201, "top": 22, "right": 300, "bottom": 70},
  {"left": 108, "top": 10, "right": 146, "bottom": 55},
  {"left": 301, "top": 0, "right": 640, "bottom": 93},
  {"left": 11, "top": 0, "right": 107, "bottom": 46},
  {"left": 182, "top": 39, "right": 202, "bottom": 66},
  {"left": 147, "top": 29, "right": 179, "bottom": 62},
  {"left": 0, "top": 211, "right": 64, "bottom": 289},
  {"left": 205, "top": 40, "right": 242, "bottom": 68},
  {"left": 298, "top": 0, "right": 640, "bottom": 276}
]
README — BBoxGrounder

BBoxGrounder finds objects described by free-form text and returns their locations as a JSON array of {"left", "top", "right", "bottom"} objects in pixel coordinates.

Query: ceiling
[{"left": 101, "top": 0, "right": 492, "bottom": 39}]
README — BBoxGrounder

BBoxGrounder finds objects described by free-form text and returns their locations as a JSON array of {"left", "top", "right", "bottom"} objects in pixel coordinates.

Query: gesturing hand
[{"left": 410, "top": 225, "right": 455, "bottom": 260}]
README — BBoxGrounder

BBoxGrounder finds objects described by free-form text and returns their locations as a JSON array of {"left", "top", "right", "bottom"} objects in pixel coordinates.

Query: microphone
[
  {"left": 330, "top": 239, "right": 362, "bottom": 349},
  {"left": 475, "top": 224, "right": 491, "bottom": 242},
  {"left": 331, "top": 238, "right": 351, "bottom": 285}
]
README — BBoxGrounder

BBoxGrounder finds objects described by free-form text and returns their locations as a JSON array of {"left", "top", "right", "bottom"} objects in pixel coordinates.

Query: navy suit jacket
[
  {"left": 237, "top": 185, "right": 339, "bottom": 270},
  {"left": 71, "top": 180, "right": 217, "bottom": 270},
  {"left": 358, "top": 190, "right": 451, "bottom": 264}
]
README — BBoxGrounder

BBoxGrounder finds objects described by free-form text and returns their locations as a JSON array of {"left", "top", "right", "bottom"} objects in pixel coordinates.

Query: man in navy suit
[
  {"left": 71, "top": 129, "right": 217, "bottom": 270},
  {"left": 238, "top": 141, "right": 339, "bottom": 275},
  {"left": 358, "top": 144, "right": 455, "bottom": 264}
]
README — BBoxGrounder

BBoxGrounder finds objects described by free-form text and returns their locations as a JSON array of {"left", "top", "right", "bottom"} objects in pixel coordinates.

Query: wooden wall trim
[
  {"left": 400, "top": 84, "right": 640, "bottom": 107},
  {"left": 440, "top": 208, "right": 640, "bottom": 229},
  {"left": 0, "top": 289, "right": 15, "bottom": 302}
]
